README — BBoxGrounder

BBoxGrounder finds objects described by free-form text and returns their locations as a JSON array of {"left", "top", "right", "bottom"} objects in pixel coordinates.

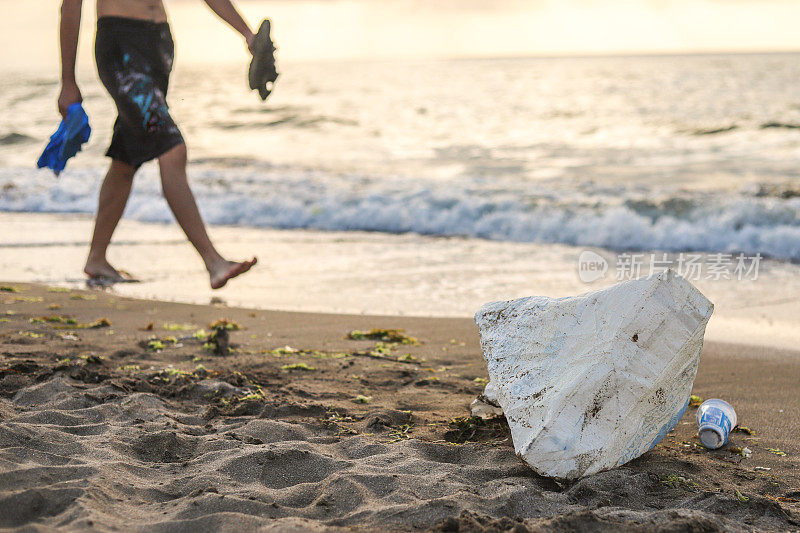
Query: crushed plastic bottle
[{"left": 696, "top": 399, "right": 737, "bottom": 449}]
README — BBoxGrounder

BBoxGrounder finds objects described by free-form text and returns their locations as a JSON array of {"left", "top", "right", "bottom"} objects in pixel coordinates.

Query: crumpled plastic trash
[
  {"left": 474, "top": 269, "right": 713, "bottom": 479},
  {"left": 37, "top": 103, "right": 91, "bottom": 176},
  {"left": 470, "top": 381, "right": 504, "bottom": 420}
]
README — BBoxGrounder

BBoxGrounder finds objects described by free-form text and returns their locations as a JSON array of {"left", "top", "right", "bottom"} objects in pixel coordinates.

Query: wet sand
[
  {"left": 0, "top": 282, "right": 798, "bottom": 531},
  {"left": 3, "top": 212, "right": 800, "bottom": 352}
]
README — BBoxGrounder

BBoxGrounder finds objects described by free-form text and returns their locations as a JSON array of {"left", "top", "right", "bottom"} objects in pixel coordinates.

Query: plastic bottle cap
[{"left": 699, "top": 427, "right": 723, "bottom": 449}]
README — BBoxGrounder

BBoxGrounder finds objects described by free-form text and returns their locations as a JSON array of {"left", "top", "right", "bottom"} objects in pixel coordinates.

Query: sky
[{"left": 2, "top": 0, "right": 800, "bottom": 70}]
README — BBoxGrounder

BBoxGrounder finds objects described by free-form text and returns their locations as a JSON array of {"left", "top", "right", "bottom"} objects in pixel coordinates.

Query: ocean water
[{"left": 2, "top": 53, "right": 800, "bottom": 260}]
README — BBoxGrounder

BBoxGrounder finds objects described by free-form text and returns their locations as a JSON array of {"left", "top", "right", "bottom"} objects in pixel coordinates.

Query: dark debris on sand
[{"left": 0, "top": 283, "right": 798, "bottom": 531}]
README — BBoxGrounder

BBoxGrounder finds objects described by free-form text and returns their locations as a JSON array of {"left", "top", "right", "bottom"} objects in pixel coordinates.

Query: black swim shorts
[{"left": 95, "top": 16, "right": 184, "bottom": 168}]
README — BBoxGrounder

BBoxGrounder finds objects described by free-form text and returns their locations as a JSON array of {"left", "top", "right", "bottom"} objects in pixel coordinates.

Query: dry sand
[{"left": 0, "top": 282, "right": 798, "bottom": 531}]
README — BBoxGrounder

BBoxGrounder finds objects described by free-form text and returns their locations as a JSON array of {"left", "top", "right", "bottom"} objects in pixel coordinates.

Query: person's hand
[{"left": 58, "top": 81, "right": 82, "bottom": 118}]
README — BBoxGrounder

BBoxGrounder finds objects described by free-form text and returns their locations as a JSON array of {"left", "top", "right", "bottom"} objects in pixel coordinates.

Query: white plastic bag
[{"left": 474, "top": 269, "right": 713, "bottom": 479}]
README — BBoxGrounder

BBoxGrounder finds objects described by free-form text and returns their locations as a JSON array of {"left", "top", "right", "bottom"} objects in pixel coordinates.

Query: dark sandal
[{"left": 248, "top": 19, "right": 279, "bottom": 101}]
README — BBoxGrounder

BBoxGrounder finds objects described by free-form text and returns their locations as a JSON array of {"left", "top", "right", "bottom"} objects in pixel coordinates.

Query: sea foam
[{"left": 2, "top": 166, "right": 799, "bottom": 261}]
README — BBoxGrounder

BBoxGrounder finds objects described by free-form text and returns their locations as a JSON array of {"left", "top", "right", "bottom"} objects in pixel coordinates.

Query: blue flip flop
[{"left": 37, "top": 103, "right": 91, "bottom": 176}]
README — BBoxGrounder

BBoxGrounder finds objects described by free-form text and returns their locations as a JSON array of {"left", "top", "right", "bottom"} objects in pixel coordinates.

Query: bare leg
[
  {"left": 84, "top": 160, "right": 138, "bottom": 280},
  {"left": 158, "top": 143, "right": 256, "bottom": 289}
]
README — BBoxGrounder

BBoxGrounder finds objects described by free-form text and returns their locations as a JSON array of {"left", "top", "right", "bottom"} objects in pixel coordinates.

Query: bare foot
[
  {"left": 210, "top": 257, "right": 257, "bottom": 290},
  {"left": 84, "top": 259, "right": 139, "bottom": 285}
]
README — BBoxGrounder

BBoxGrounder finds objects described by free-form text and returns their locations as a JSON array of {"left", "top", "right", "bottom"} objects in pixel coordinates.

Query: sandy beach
[
  {"left": 1, "top": 282, "right": 798, "bottom": 531},
  {"left": 5, "top": 2, "right": 800, "bottom": 529}
]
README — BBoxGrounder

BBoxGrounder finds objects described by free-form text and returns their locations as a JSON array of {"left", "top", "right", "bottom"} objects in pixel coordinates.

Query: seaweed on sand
[
  {"left": 347, "top": 328, "right": 419, "bottom": 345},
  {"left": 444, "top": 416, "right": 510, "bottom": 444}
]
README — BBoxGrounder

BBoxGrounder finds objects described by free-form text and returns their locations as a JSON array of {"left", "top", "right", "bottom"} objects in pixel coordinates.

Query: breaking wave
[{"left": 2, "top": 165, "right": 799, "bottom": 261}]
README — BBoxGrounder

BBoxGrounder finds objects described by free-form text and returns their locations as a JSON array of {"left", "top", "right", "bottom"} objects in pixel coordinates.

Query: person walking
[{"left": 58, "top": 0, "right": 257, "bottom": 289}]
